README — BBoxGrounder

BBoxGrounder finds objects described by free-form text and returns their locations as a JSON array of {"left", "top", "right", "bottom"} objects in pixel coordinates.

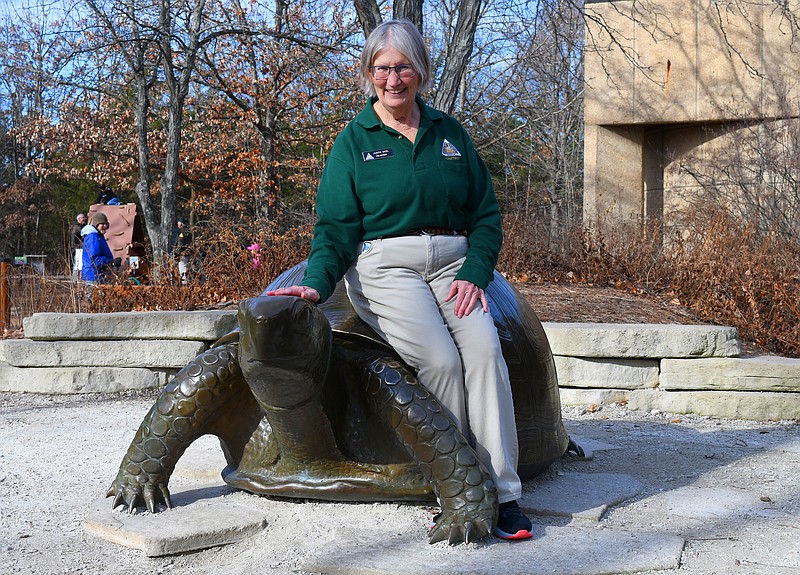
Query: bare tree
[
  {"left": 352, "top": 0, "right": 481, "bottom": 114},
  {"left": 0, "top": 3, "right": 69, "bottom": 258},
  {"left": 0, "top": 2, "right": 67, "bottom": 185},
  {"left": 429, "top": 1, "right": 584, "bottom": 253},
  {"left": 196, "top": 0, "right": 361, "bottom": 223},
  {"left": 353, "top": 0, "right": 382, "bottom": 37},
  {"left": 78, "top": 0, "right": 163, "bottom": 249},
  {"left": 72, "top": 0, "right": 240, "bottom": 259},
  {"left": 678, "top": 113, "right": 800, "bottom": 242},
  {"left": 430, "top": 0, "right": 481, "bottom": 114},
  {"left": 355, "top": 0, "right": 423, "bottom": 35}
]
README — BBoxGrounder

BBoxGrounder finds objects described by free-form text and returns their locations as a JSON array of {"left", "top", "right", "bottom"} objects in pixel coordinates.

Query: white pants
[
  {"left": 178, "top": 256, "right": 189, "bottom": 283},
  {"left": 72, "top": 249, "right": 82, "bottom": 281},
  {"left": 344, "top": 235, "right": 522, "bottom": 503}
]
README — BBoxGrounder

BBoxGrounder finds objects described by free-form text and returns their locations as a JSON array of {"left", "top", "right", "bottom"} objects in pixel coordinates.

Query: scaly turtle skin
[{"left": 107, "top": 261, "right": 569, "bottom": 545}]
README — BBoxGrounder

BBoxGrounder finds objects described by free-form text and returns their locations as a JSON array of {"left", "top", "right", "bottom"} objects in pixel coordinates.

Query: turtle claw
[
  {"left": 128, "top": 496, "right": 139, "bottom": 514},
  {"left": 159, "top": 485, "right": 173, "bottom": 509},
  {"left": 107, "top": 474, "right": 172, "bottom": 514},
  {"left": 144, "top": 491, "right": 157, "bottom": 514},
  {"left": 428, "top": 510, "right": 493, "bottom": 545},
  {"left": 448, "top": 525, "right": 465, "bottom": 545},
  {"left": 108, "top": 490, "right": 124, "bottom": 510},
  {"left": 464, "top": 520, "right": 490, "bottom": 544},
  {"left": 566, "top": 436, "right": 585, "bottom": 458}
]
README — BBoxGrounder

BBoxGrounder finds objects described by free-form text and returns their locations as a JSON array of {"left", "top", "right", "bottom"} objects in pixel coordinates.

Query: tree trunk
[
  {"left": 352, "top": 0, "right": 476, "bottom": 115},
  {"left": 353, "top": 0, "right": 423, "bottom": 37},
  {"left": 152, "top": 0, "right": 206, "bottom": 260},
  {"left": 158, "top": 103, "right": 183, "bottom": 258},
  {"left": 131, "top": 74, "right": 157, "bottom": 255},
  {"left": 433, "top": 0, "right": 482, "bottom": 115},
  {"left": 353, "top": 0, "right": 382, "bottom": 37},
  {"left": 393, "top": 0, "right": 423, "bottom": 30}
]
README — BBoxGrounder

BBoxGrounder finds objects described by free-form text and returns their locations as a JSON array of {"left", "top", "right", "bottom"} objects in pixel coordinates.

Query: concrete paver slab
[
  {"left": 299, "top": 525, "right": 684, "bottom": 575},
  {"left": 521, "top": 472, "right": 644, "bottom": 521},
  {"left": 629, "top": 389, "right": 800, "bottom": 420},
  {"left": 554, "top": 356, "right": 659, "bottom": 389},
  {"left": 23, "top": 310, "right": 237, "bottom": 341},
  {"left": 543, "top": 322, "right": 740, "bottom": 358},
  {"left": 661, "top": 486, "right": 788, "bottom": 520},
  {"left": 0, "top": 338, "right": 206, "bottom": 368},
  {"left": 171, "top": 433, "right": 230, "bottom": 482},
  {"left": 661, "top": 355, "right": 800, "bottom": 392},
  {"left": 85, "top": 486, "right": 267, "bottom": 557},
  {"left": 560, "top": 388, "right": 630, "bottom": 407},
  {"left": 0, "top": 363, "right": 171, "bottom": 393},
  {"left": 565, "top": 435, "right": 621, "bottom": 459}
]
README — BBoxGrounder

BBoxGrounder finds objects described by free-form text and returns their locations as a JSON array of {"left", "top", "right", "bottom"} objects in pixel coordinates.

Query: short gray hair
[{"left": 359, "top": 19, "right": 433, "bottom": 97}]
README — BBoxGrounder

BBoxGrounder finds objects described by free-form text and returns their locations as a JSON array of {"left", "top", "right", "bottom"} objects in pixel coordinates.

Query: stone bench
[
  {"left": 545, "top": 323, "right": 799, "bottom": 420},
  {"left": 0, "top": 310, "right": 236, "bottom": 394},
  {"left": 1, "top": 311, "right": 798, "bottom": 420}
]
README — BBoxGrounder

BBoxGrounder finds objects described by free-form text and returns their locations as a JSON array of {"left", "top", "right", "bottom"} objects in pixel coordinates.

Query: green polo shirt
[{"left": 303, "top": 97, "right": 503, "bottom": 302}]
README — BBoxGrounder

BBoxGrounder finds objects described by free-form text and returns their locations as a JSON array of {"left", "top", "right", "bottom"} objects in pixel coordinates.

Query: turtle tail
[{"left": 342, "top": 342, "right": 498, "bottom": 544}]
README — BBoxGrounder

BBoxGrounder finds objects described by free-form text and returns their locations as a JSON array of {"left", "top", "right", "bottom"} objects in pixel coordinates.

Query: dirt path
[{"left": 2, "top": 390, "right": 798, "bottom": 575}]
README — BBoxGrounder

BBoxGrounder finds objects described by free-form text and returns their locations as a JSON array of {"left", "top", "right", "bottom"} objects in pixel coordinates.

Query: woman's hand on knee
[
  {"left": 445, "top": 280, "right": 488, "bottom": 318},
  {"left": 265, "top": 285, "right": 320, "bottom": 302}
]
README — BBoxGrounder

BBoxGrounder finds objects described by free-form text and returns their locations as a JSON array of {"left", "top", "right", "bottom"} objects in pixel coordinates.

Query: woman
[
  {"left": 268, "top": 19, "right": 532, "bottom": 541},
  {"left": 81, "top": 212, "right": 116, "bottom": 283}
]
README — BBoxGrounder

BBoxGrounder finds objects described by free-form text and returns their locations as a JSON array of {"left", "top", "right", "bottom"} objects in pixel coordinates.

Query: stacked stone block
[
  {"left": 1, "top": 311, "right": 798, "bottom": 420},
  {"left": 546, "top": 323, "right": 800, "bottom": 421},
  {"left": 0, "top": 311, "right": 237, "bottom": 394}
]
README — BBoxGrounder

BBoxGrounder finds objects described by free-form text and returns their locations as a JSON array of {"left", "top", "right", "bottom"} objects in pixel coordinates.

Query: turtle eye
[{"left": 293, "top": 302, "right": 313, "bottom": 326}]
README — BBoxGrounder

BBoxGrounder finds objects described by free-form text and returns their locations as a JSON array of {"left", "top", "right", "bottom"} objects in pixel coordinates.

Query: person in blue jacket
[{"left": 81, "top": 212, "right": 119, "bottom": 283}]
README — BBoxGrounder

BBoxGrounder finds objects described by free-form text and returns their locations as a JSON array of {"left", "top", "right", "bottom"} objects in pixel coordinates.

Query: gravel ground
[{"left": 1, "top": 389, "right": 798, "bottom": 575}]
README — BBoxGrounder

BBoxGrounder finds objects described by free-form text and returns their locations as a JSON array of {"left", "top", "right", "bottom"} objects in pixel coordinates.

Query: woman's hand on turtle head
[
  {"left": 265, "top": 285, "right": 321, "bottom": 303},
  {"left": 445, "top": 280, "right": 488, "bottom": 318}
]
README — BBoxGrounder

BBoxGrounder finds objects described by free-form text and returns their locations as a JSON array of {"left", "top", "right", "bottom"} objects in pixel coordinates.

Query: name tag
[{"left": 362, "top": 148, "right": 394, "bottom": 162}]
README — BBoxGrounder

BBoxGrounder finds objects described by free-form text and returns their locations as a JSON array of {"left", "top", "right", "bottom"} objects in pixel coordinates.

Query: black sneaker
[{"left": 494, "top": 501, "right": 533, "bottom": 540}]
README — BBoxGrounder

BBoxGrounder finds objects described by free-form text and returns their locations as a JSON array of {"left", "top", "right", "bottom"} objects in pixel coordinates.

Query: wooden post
[{"left": 0, "top": 261, "right": 9, "bottom": 333}]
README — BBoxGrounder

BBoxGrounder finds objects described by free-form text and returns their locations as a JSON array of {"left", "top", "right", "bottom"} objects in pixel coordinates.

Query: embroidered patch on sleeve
[
  {"left": 362, "top": 148, "right": 394, "bottom": 162},
  {"left": 441, "top": 139, "right": 462, "bottom": 157}
]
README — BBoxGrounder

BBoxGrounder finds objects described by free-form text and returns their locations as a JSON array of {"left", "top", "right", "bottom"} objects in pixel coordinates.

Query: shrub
[
  {"left": 5, "top": 207, "right": 799, "bottom": 358},
  {"left": 519, "top": 209, "right": 800, "bottom": 358}
]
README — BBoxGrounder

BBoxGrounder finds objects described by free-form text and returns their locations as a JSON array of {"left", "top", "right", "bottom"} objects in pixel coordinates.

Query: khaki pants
[{"left": 344, "top": 235, "right": 522, "bottom": 503}]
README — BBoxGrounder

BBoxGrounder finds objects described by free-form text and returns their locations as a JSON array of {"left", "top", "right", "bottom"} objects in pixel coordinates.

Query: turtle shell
[{"left": 262, "top": 261, "right": 568, "bottom": 479}]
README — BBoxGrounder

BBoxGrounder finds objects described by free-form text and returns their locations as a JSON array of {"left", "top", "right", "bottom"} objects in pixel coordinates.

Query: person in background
[
  {"left": 172, "top": 218, "right": 193, "bottom": 284},
  {"left": 97, "top": 185, "right": 121, "bottom": 205},
  {"left": 267, "top": 19, "right": 532, "bottom": 541},
  {"left": 69, "top": 213, "right": 86, "bottom": 280},
  {"left": 81, "top": 212, "right": 120, "bottom": 283}
]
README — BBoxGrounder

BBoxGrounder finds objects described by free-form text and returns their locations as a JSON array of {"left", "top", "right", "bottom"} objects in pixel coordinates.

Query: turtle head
[
  {"left": 238, "top": 296, "right": 332, "bottom": 410},
  {"left": 238, "top": 296, "right": 332, "bottom": 367}
]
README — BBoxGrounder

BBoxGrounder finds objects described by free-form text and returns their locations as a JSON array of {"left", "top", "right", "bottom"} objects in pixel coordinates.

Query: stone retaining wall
[
  {"left": 1, "top": 311, "right": 798, "bottom": 421},
  {"left": 546, "top": 323, "right": 800, "bottom": 421}
]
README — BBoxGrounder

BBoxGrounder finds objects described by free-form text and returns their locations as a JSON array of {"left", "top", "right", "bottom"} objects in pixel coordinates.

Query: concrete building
[{"left": 583, "top": 0, "right": 800, "bottom": 235}]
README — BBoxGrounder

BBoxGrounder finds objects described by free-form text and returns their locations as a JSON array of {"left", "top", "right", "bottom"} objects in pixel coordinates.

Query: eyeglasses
[{"left": 369, "top": 65, "right": 416, "bottom": 80}]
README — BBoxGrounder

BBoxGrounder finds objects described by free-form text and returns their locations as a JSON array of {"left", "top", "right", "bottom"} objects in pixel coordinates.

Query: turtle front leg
[
  {"left": 107, "top": 344, "right": 252, "bottom": 512},
  {"left": 344, "top": 344, "right": 499, "bottom": 545}
]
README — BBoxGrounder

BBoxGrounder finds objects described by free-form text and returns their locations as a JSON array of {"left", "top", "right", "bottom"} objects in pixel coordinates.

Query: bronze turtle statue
[{"left": 107, "top": 261, "right": 573, "bottom": 544}]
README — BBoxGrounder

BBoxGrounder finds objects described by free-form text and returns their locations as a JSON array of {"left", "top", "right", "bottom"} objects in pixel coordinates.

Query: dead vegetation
[
  {"left": 500, "top": 208, "right": 800, "bottom": 358},
  {"left": 3, "top": 209, "right": 799, "bottom": 359}
]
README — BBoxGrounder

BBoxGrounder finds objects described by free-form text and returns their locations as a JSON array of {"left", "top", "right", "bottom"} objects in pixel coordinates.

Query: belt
[{"left": 380, "top": 227, "right": 468, "bottom": 239}]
